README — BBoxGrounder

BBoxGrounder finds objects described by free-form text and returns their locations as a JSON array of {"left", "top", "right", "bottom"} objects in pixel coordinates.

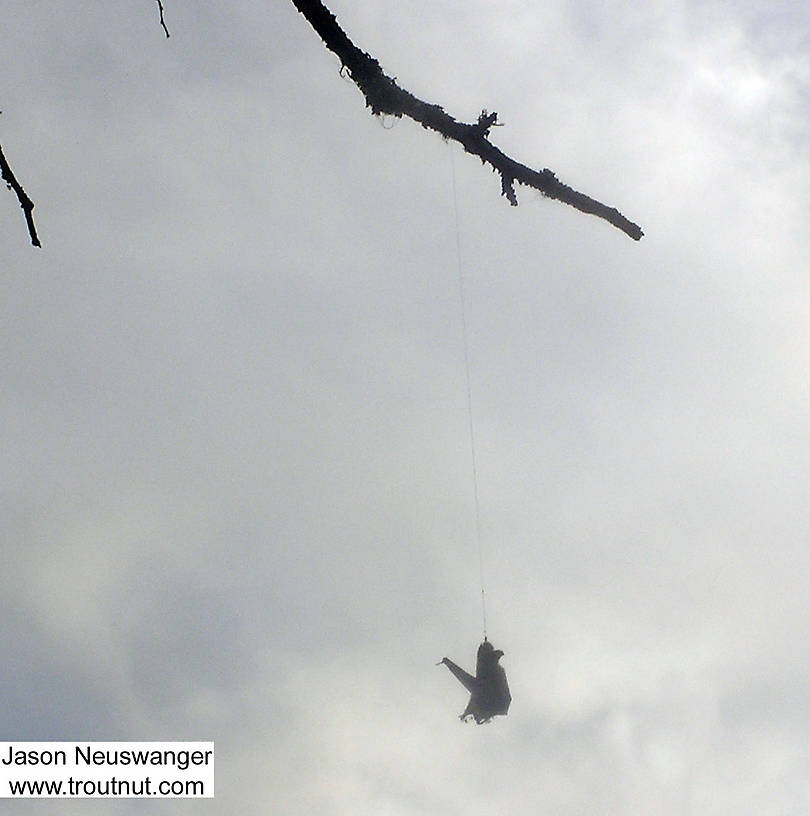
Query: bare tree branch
[
  {"left": 291, "top": 0, "right": 643, "bottom": 240},
  {"left": 0, "top": 141, "right": 40, "bottom": 247},
  {"left": 156, "top": 0, "right": 170, "bottom": 38}
]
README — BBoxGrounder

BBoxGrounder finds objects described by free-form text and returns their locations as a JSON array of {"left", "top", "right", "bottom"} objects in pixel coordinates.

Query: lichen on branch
[{"left": 291, "top": 0, "right": 643, "bottom": 240}]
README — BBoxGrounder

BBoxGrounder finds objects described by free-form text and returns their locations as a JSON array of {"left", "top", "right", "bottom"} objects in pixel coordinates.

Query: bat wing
[{"left": 439, "top": 658, "right": 477, "bottom": 694}]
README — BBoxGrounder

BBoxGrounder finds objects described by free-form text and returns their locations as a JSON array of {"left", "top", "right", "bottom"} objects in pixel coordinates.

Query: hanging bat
[{"left": 438, "top": 639, "right": 511, "bottom": 724}]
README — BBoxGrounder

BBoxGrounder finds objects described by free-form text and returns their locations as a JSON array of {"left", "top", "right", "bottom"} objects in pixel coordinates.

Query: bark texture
[{"left": 291, "top": 0, "right": 643, "bottom": 240}]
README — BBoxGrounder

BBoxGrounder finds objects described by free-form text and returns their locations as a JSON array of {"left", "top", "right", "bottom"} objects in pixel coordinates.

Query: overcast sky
[{"left": 3, "top": 0, "right": 810, "bottom": 813}]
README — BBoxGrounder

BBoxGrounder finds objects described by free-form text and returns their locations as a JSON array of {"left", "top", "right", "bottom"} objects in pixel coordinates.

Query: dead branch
[
  {"left": 0, "top": 141, "right": 40, "bottom": 247},
  {"left": 291, "top": 0, "right": 643, "bottom": 240},
  {"left": 156, "top": 0, "right": 170, "bottom": 38}
]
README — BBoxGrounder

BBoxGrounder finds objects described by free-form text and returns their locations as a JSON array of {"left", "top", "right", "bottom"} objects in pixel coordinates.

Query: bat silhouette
[{"left": 438, "top": 639, "right": 511, "bottom": 724}]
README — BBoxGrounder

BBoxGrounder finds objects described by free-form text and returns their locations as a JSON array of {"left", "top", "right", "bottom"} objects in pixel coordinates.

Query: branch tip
[
  {"left": 292, "top": 0, "right": 643, "bottom": 239},
  {"left": 0, "top": 142, "right": 41, "bottom": 247},
  {"left": 156, "top": 0, "right": 170, "bottom": 38}
]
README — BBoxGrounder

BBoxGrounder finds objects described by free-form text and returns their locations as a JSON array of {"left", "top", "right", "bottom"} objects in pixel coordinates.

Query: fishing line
[{"left": 449, "top": 146, "right": 488, "bottom": 641}]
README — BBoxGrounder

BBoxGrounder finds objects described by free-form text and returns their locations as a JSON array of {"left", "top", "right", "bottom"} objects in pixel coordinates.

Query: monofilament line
[{"left": 450, "top": 146, "right": 488, "bottom": 641}]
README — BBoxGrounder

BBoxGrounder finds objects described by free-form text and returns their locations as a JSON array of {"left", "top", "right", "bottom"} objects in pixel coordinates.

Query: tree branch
[
  {"left": 291, "top": 0, "right": 643, "bottom": 240},
  {"left": 156, "top": 0, "right": 170, "bottom": 38},
  {"left": 0, "top": 141, "right": 40, "bottom": 247}
]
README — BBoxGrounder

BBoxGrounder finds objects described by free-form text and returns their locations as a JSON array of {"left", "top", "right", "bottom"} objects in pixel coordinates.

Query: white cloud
[{"left": 3, "top": 0, "right": 810, "bottom": 812}]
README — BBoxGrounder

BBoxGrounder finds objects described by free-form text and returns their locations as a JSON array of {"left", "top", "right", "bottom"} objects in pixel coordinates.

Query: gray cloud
[{"left": 3, "top": 0, "right": 810, "bottom": 812}]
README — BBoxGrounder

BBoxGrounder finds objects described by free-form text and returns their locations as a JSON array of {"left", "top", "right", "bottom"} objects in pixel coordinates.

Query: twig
[
  {"left": 156, "top": 0, "right": 170, "bottom": 38},
  {"left": 0, "top": 141, "right": 40, "bottom": 247},
  {"left": 291, "top": 0, "right": 643, "bottom": 240}
]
